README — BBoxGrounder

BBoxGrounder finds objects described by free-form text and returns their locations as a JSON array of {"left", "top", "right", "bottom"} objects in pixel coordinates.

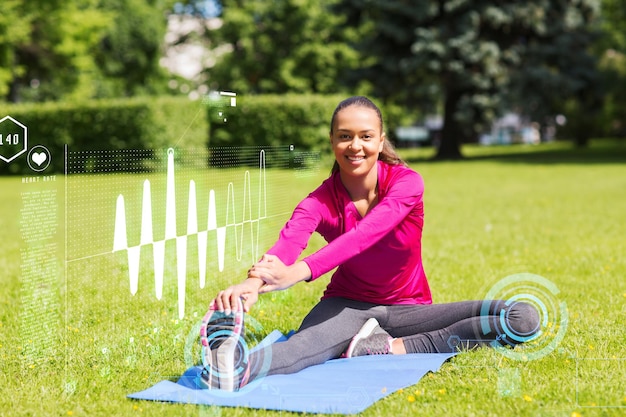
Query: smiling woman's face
[{"left": 330, "top": 105, "right": 385, "bottom": 179}]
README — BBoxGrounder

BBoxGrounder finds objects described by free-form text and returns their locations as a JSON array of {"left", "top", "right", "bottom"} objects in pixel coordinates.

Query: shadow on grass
[{"left": 402, "top": 139, "right": 626, "bottom": 165}]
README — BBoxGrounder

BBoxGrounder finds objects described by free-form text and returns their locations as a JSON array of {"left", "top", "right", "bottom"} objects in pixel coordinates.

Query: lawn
[{"left": 1, "top": 139, "right": 625, "bottom": 416}]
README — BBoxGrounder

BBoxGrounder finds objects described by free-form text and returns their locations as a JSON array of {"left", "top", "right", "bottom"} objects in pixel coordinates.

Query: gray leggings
[{"left": 249, "top": 297, "right": 540, "bottom": 377}]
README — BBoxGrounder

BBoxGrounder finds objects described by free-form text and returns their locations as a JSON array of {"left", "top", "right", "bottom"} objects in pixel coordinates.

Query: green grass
[{"left": 1, "top": 139, "right": 626, "bottom": 416}]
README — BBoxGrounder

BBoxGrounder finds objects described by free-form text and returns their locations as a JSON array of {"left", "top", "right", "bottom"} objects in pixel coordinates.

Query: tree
[
  {"left": 338, "top": 0, "right": 601, "bottom": 158},
  {"left": 593, "top": 0, "right": 626, "bottom": 138},
  {"left": 204, "top": 0, "right": 362, "bottom": 95},
  {"left": 92, "top": 0, "right": 170, "bottom": 97},
  {"left": 505, "top": 2, "right": 602, "bottom": 147},
  {"left": 1, "top": 0, "right": 172, "bottom": 102},
  {"left": 0, "top": 0, "right": 30, "bottom": 100},
  {"left": 4, "top": 0, "right": 112, "bottom": 102}
]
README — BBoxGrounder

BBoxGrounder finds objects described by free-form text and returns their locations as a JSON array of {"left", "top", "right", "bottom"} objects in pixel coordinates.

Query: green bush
[
  {"left": 205, "top": 94, "right": 407, "bottom": 168},
  {"left": 0, "top": 94, "right": 403, "bottom": 174},
  {"left": 207, "top": 94, "right": 344, "bottom": 167},
  {"left": 0, "top": 96, "right": 208, "bottom": 175}
]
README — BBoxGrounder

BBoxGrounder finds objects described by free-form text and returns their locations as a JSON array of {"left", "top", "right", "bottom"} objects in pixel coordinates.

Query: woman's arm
[
  {"left": 304, "top": 167, "right": 423, "bottom": 280},
  {"left": 248, "top": 254, "right": 312, "bottom": 293},
  {"left": 210, "top": 188, "right": 326, "bottom": 312}
]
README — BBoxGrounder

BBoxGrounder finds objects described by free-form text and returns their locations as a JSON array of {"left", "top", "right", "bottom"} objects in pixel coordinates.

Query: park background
[{"left": 1, "top": 0, "right": 625, "bottom": 416}]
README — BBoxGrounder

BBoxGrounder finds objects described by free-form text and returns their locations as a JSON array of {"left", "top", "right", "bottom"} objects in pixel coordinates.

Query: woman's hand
[
  {"left": 210, "top": 277, "right": 263, "bottom": 314},
  {"left": 248, "top": 254, "right": 311, "bottom": 293},
  {"left": 210, "top": 254, "right": 311, "bottom": 314}
]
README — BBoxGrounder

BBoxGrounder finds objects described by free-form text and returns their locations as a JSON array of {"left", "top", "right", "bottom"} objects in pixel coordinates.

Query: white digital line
[
  {"left": 112, "top": 148, "right": 268, "bottom": 319},
  {"left": 68, "top": 211, "right": 292, "bottom": 264},
  {"left": 165, "top": 148, "right": 176, "bottom": 240}
]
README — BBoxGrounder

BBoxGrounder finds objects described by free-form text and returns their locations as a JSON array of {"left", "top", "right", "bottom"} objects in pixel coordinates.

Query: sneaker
[
  {"left": 345, "top": 318, "right": 393, "bottom": 357},
  {"left": 199, "top": 300, "right": 248, "bottom": 391}
]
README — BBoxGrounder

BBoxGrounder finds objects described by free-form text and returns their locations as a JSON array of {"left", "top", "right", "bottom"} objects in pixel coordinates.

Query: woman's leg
[
  {"left": 248, "top": 297, "right": 386, "bottom": 377},
  {"left": 382, "top": 300, "right": 540, "bottom": 353}
]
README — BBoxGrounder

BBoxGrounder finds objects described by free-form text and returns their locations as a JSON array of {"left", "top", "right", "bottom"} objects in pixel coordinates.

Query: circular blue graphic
[
  {"left": 481, "top": 273, "right": 568, "bottom": 361},
  {"left": 184, "top": 315, "right": 273, "bottom": 396}
]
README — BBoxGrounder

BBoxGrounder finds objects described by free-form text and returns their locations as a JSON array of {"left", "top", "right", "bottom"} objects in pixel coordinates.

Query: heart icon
[{"left": 32, "top": 152, "right": 47, "bottom": 166}]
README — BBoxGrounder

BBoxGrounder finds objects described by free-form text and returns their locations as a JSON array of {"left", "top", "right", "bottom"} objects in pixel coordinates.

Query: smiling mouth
[{"left": 346, "top": 155, "right": 365, "bottom": 161}]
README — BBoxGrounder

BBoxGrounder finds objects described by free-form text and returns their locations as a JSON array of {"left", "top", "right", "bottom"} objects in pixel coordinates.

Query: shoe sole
[
  {"left": 345, "top": 318, "right": 380, "bottom": 358},
  {"left": 200, "top": 298, "right": 245, "bottom": 391}
]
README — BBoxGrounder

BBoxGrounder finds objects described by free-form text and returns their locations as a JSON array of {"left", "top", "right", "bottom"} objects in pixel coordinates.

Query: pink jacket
[{"left": 267, "top": 160, "right": 432, "bottom": 305}]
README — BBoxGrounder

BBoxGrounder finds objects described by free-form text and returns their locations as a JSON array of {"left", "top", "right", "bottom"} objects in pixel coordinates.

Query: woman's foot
[
  {"left": 199, "top": 304, "right": 249, "bottom": 391},
  {"left": 345, "top": 318, "right": 394, "bottom": 357}
]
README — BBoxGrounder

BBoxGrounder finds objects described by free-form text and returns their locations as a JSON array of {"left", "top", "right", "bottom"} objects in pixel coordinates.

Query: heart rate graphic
[
  {"left": 32, "top": 152, "right": 47, "bottom": 166},
  {"left": 113, "top": 148, "right": 267, "bottom": 319},
  {"left": 27, "top": 145, "right": 51, "bottom": 172}
]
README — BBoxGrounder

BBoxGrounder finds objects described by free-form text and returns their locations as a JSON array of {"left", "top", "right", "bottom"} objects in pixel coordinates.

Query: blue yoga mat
[{"left": 128, "top": 331, "right": 455, "bottom": 414}]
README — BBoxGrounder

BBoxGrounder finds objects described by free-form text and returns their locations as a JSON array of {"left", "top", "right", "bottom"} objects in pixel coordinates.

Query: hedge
[
  {"left": 206, "top": 94, "right": 345, "bottom": 167},
  {"left": 0, "top": 94, "right": 400, "bottom": 174},
  {"left": 0, "top": 96, "right": 209, "bottom": 175}
]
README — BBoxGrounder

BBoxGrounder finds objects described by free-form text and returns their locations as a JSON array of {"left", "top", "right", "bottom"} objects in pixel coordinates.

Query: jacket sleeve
[
  {"left": 304, "top": 168, "right": 423, "bottom": 280},
  {"left": 265, "top": 191, "right": 328, "bottom": 266}
]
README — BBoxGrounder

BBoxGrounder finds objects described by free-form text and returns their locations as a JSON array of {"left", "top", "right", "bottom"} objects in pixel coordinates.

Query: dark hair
[{"left": 330, "top": 96, "right": 405, "bottom": 173}]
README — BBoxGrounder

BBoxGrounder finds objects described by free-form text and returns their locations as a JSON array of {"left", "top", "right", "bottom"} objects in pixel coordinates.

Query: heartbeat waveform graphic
[{"left": 112, "top": 148, "right": 267, "bottom": 319}]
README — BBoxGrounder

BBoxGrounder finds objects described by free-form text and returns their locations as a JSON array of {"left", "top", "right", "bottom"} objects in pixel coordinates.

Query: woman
[{"left": 202, "top": 96, "right": 540, "bottom": 391}]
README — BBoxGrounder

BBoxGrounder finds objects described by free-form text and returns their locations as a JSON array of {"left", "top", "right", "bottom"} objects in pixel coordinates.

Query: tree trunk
[
  {"left": 8, "top": 80, "right": 20, "bottom": 103},
  {"left": 434, "top": 89, "right": 464, "bottom": 160},
  {"left": 574, "top": 131, "right": 590, "bottom": 148}
]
